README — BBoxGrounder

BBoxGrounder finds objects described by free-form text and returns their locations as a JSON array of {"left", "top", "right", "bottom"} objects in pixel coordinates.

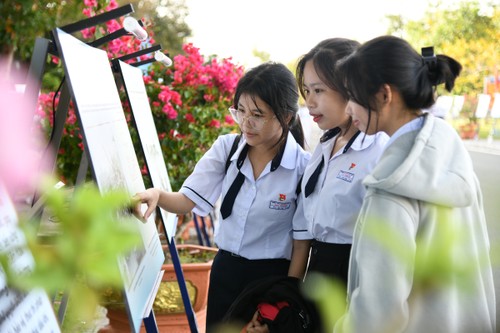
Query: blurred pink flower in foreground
[{"left": 0, "top": 60, "right": 52, "bottom": 198}]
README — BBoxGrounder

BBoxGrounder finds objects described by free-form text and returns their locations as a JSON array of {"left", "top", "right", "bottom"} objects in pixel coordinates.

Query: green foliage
[
  {"left": 36, "top": 3, "right": 243, "bottom": 190},
  {"left": 166, "top": 246, "right": 217, "bottom": 264},
  {"left": 0, "top": 178, "right": 142, "bottom": 329},
  {"left": 0, "top": 0, "right": 189, "bottom": 65},
  {"left": 386, "top": 0, "right": 500, "bottom": 97},
  {"left": 302, "top": 273, "right": 347, "bottom": 331},
  {"left": 364, "top": 208, "right": 481, "bottom": 295},
  {"left": 124, "top": 0, "right": 192, "bottom": 57},
  {"left": 0, "top": 1, "right": 109, "bottom": 62},
  {"left": 0, "top": 1, "right": 57, "bottom": 61},
  {"left": 252, "top": 48, "right": 271, "bottom": 63}
]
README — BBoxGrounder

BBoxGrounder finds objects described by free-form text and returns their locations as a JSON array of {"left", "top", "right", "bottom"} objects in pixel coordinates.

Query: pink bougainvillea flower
[
  {"left": 82, "top": 8, "right": 93, "bottom": 17},
  {"left": 140, "top": 164, "right": 148, "bottom": 175},
  {"left": 225, "top": 115, "right": 235, "bottom": 125},
  {"left": 203, "top": 94, "right": 215, "bottom": 102},
  {"left": 209, "top": 119, "right": 221, "bottom": 128},
  {"left": 162, "top": 104, "right": 178, "bottom": 120},
  {"left": 34, "top": 1, "right": 244, "bottom": 190},
  {"left": 81, "top": 26, "right": 96, "bottom": 39},
  {"left": 106, "top": 0, "right": 119, "bottom": 11},
  {"left": 83, "top": 0, "right": 98, "bottom": 7},
  {"left": 185, "top": 113, "right": 195, "bottom": 123}
]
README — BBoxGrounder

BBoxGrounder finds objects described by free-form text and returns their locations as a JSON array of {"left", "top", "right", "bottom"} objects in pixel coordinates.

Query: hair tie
[
  {"left": 422, "top": 46, "right": 440, "bottom": 84},
  {"left": 421, "top": 46, "right": 437, "bottom": 70}
]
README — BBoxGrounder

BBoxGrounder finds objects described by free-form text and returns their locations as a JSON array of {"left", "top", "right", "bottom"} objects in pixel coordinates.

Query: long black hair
[
  {"left": 335, "top": 35, "right": 462, "bottom": 128},
  {"left": 296, "top": 38, "right": 360, "bottom": 100},
  {"left": 233, "top": 62, "right": 305, "bottom": 148}
]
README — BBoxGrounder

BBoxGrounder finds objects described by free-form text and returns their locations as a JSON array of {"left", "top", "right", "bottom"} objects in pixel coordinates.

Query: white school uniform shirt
[
  {"left": 180, "top": 132, "right": 310, "bottom": 260},
  {"left": 293, "top": 131, "right": 388, "bottom": 244}
]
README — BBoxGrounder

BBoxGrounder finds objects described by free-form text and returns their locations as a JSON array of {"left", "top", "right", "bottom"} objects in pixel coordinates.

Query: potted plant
[
  {"left": 456, "top": 95, "right": 479, "bottom": 140},
  {"left": 101, "top": 243, "right": 217, "bottom": 333},
  {"left": 458, "top": 120, "right": 479, "bottom": 139}
]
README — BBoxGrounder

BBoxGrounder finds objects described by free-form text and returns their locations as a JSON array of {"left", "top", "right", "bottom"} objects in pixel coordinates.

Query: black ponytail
[{"left": 335, "top": 36, "right": 462, "bottom": 112}]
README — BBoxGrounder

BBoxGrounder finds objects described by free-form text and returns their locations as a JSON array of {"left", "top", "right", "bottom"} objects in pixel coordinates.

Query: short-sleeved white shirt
[
  {"left": 293, "top": 131, "right": 388, "bottom": 243},
  {"left": 180, "top": 132, "right": 310, "bottom": 260}
]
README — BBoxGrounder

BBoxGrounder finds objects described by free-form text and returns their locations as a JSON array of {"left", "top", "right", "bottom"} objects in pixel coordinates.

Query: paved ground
[{"left": 463, "top": 139, "right": 500, "bottom": 332}]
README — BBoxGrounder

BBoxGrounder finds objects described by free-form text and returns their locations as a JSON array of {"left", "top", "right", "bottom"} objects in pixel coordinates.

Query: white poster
[
  {"left": 119, "top": 60, "right": 176, "bottom": 240},
  {"left": 53, "top": 28, "right": 164, "bottom": 333}
]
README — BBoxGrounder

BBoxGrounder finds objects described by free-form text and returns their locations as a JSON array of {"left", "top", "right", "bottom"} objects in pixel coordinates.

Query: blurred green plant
[
  {"left": 365, "top": 211, "right": 478, "bottom": 294},
  {"left": 302, "top": 272, "right": 347, "bottom": 331},
  {"left": 303, "top": 207, "right": 490, "bottom": 332},
  {"left": 0, "top": 178, "right": 142, "bottom": 331}
]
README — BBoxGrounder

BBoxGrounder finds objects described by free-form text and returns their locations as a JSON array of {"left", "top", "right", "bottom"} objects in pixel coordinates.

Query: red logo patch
[{"left": 279, "top": 194, "right": 286, "bottom": 201}]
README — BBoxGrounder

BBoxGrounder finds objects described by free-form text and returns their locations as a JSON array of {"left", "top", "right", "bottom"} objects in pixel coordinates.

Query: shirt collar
[
  {"left": 320, "top": 129, "right": 376, "bottom": 152},
  {"left": 232, "top": 132, "right": 300, "bottom": 170},
  {"left": 385, "top": 115, "right": 425, "bottom": 150}
]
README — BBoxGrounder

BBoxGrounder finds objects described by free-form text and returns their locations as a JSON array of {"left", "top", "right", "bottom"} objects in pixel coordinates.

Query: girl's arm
[{"left": 288, "top": 239, "right": 311, "bottom": 279}]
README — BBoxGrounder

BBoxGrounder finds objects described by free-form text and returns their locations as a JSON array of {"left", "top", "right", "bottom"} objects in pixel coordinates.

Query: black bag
[{"left": 222, "top": 276, "right": 319, "bottom": 333}]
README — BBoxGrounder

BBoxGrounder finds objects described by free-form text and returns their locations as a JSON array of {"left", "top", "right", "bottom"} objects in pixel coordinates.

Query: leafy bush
[{"left": 36, "top": 0, "right": 243, "bottom": 190}]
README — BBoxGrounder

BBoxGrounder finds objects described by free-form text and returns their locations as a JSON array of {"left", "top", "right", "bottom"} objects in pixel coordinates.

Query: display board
[
  {"left": 118, "top": 60, "right": 176, "bottom": 239},
  {"left": 0, "top": 184, "right": 61, "bottom": 333},
  {"left": 52, "top": 28, "right": 164, "bottom": 333},
  {"left": 490, "top": 93, "right": 500, "bottom": 119},
  {"left": 450, "top": 95, "right": 465, "bottom": 118},
  {"left": 475, "top": 93, "right": 491, "bottom": 119}
]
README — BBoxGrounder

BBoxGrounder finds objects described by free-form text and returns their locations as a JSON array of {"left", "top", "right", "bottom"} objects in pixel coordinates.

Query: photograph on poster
[
  {"left": 118, "top": 60, "right": 176, "bottom": 240},
  {"left": 52, "top": 28, "right": 164, "bottom": 333}
]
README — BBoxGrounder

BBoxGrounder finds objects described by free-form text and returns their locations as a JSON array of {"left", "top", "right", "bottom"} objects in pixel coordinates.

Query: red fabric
[{"left": 257, "top": 301, "right": 290, "bottom": 322}]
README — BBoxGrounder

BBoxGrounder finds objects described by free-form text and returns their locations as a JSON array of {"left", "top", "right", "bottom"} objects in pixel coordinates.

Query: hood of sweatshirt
[{"left": 363, "top": 115, "right": 476, "bottom": 207}]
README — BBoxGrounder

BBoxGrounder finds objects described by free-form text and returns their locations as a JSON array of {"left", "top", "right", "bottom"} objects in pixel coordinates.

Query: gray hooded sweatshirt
[{"left": 335, "top": 114, "right": 496, "bottom": 333}]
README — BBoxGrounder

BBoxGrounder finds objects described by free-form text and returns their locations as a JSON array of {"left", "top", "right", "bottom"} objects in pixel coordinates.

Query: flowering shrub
[{"left": 37, "top": 0, "right": 243, "bottom": 190}]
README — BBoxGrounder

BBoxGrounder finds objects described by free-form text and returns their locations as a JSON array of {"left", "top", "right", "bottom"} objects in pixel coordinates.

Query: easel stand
[{"left": 25, "top": 4, "right": 168, "bottom": 333}]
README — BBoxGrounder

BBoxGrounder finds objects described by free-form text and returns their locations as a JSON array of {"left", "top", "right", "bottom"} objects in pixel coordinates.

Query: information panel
[
  {"left": 118, "top": 60, "right": 176, "bottom": 240},
  {"left": 52, "top": 28, "right": 164, "bottom": 333}
]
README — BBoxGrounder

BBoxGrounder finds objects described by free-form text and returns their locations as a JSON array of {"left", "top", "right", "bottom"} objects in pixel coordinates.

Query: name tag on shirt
[
  {"left": 337, "top": 170, "right": 355, "bottom": 183},
  {"left": 269, "top": 200, "right": 291, "bottom": 210}
]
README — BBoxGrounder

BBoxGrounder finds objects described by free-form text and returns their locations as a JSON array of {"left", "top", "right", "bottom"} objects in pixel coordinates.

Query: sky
[{"left": 183, "top": 0, "right": 454, "bottom": 68}]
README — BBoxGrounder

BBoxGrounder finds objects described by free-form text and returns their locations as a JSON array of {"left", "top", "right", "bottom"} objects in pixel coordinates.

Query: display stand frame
[{"left": 23, "top": 5, "right": 166, "bottom": 333}]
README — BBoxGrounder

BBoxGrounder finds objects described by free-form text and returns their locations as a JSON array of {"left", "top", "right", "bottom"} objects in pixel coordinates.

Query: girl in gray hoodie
[{"left": 333, "top": 36, "right": 495, "bottom": 333}]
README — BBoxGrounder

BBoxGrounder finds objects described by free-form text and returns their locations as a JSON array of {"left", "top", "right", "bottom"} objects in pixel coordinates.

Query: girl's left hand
[{"left": 245, "top": 311, "right": 270, "bottom": 333}]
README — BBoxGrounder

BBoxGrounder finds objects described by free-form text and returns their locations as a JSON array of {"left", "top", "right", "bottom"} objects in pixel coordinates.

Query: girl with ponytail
[{"left": 334, "top": 36, "right": 495, "bottom": 333}]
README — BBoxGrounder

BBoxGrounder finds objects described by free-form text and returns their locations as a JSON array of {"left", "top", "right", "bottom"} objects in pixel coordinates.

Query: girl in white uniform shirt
[
  {"left": 133, "top": 62, "right": 310, "bottom": 332},
  {"left": 289, "top": 39, "right": 388, "bottom": 286},
  {"left": 246, "top": 39, "right": 389, "bottom": 333}
]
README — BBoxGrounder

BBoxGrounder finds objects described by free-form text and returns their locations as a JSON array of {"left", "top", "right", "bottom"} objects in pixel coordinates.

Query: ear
[{"left": 376, "top": 84, "right": 392, "bottom": 105}]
